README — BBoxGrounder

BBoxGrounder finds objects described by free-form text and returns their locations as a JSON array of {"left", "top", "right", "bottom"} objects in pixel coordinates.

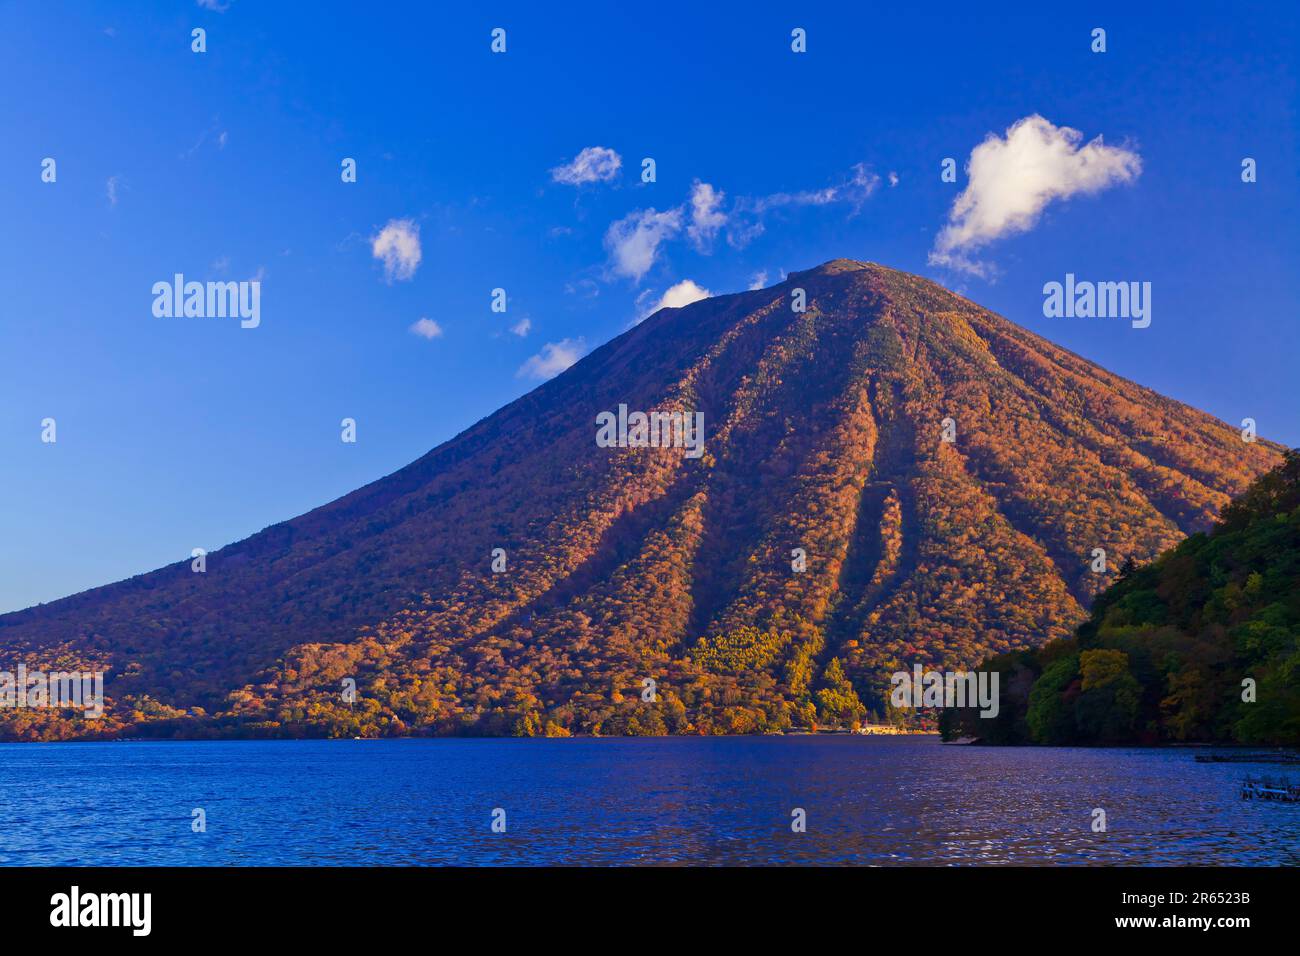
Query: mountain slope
[{"left": 0, "top": 260, "right": 1284, "bottom": 739}]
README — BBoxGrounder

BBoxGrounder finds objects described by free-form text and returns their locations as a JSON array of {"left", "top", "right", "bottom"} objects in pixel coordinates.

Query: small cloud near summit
[
  {"left": 602, "top": 164, "right": 882, "bottom": 283},
  {"left": 518, "top": 338, "right": 587, "bottom": 380},
  {"left": 654, "top": 279, "right": 711, "bottom": 311}
]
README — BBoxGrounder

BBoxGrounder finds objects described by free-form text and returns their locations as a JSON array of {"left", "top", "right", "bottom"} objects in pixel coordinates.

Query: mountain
[
  {"left": 0, "top": 260, "right": 1285, "bottom": 740},
  {"left": 940, "top": 450, "right": 1300, "bottom": 746}
]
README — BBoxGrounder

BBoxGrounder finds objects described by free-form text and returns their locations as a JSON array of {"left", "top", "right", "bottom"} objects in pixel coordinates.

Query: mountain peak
[
  {"left": 778, "top": 258, "right": 894, "bottom": 288},
  {"left": 797, "top": 257, "right": 878, "bottom": 275}
]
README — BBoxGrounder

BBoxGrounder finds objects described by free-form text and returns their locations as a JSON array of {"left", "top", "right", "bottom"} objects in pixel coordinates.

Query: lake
[{"left": 0, "top": 736, "right": 1295, "bottom": 865}]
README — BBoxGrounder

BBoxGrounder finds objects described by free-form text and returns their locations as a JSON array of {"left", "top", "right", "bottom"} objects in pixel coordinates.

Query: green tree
[{"left": 1026, "top": 656, "right": 1079, "bottom": 744}]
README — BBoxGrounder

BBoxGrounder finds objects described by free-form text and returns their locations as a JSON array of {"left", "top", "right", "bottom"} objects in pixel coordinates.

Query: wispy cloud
[
  {"left": 517, "top": 338, "right": 586, "bottom": 380},
  {"left": 196, "top": 0, "right": 231, "bottom": 11},
  {"left": 410, "top": 317, "right": 443, "bottom": 339},
  {"left": 371, "top": 218, "right": 422, "bottom": 282},
  {"left": 510, "top": 318, "right": 532, "bottom": 337},
  {"left": 551, "top": 146, "right": 622, "bottom": 186},
  {"left": 929, "top": 114, "right": 1142, "bottom": 277},
  {"left": 106, "top": 176, "right": 121, "bottom": 207},
  {"left": 603, "top": 207, "right": 683, "bottom": 282},
  {"left": 755, "top": 163, "right": 878, "bottom": 214},
  {"left": 181, "top": 120, "right": 228, "bottom": 159},
  {"left": 564, "top": 278, "right": 599, "bottom": 299},
  {"left": 748, "top": 270, "right": 769, "bottom": 290},
  {"left": 728, "top": 163, "right": 879, "bottom": 246}
]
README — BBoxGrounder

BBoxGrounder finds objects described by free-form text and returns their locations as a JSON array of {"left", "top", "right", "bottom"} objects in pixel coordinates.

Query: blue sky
[{"left": 1, "top": 1, "right": 1296, "bottom": 613}]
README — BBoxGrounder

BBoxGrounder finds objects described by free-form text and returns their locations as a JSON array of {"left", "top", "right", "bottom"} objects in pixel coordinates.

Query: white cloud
[
  {"left": 197, "top": 0, "right": 231, "bottom": 11},
  {"left": 517, "top": 338, "right": 586, "bottom": 380},
  {"left": 930, "top": 114, "right": 1142, "bottom": 276},
  {"left": 748, "top": 270, "right": 769, "bottom": 290},
  {"left": 105, "top": 175, "right": 121, "bottom": 206},
  {"left": 510, "top": 318, "right": 531, "bottom": 337},
  {"left": 603, "top": 207, "right": 683, "bottom": 282},
  {"left": 410, "top": 317, "right": 443, "bottom": 339},
  {"left": 217, "top": 130, "right": 228, "bottom": 149},
  {"left": 888, "top": 171, "right": 899, "bottom": 187},
  {"left": 654, "top": 279, "right": 711, "bottom": 312},
  {"left": 687, "top": 181, "right": 726, "bottom": 250},
  {"left": 371, "top": 218, "right": 422, "bottom": 282},
  {"left": 551, "top": 146, "right": 622, "bottom": 185}
]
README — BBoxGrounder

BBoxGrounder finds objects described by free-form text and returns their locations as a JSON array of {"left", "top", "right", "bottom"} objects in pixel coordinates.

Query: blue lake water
[{"left": 0, "top": 736, "right": 1295, "bottom": 865}]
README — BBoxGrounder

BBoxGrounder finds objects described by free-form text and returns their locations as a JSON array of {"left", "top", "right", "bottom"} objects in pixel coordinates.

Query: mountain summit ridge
[{"left": 0, "top": 259, "right": 1284, "bottom": 738}]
